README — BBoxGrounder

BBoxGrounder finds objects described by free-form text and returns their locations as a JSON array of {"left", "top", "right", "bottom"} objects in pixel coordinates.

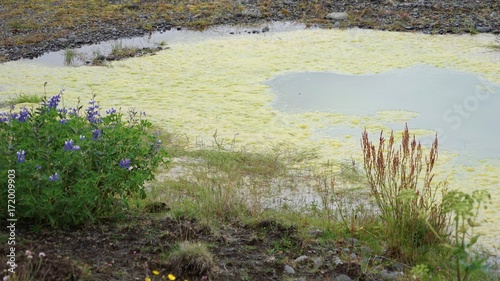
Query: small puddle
[
  {"left": 267, "top": 64, "right": 500, "bottom": 159},
  {"left": 21, "top": 21, "right": 306, "bottom": 67}
]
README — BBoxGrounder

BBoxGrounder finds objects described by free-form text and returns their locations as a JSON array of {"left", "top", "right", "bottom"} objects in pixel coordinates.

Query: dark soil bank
[
  {"left": 0, "top": 211, "right": 400, "bottom": 281},
  {"left": 0, "top": 0, "right": 499, "bottom": 62}
]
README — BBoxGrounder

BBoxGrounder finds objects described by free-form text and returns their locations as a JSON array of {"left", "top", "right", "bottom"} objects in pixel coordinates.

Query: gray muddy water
[
  {"left": 267, "top": 64, "right": 500, "bottom": 159},
  {"left": 23, "top": 21, "right": 306, "bottom": 67}
]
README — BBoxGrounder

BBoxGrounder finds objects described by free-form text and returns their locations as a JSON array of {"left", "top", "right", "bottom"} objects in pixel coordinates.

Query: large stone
[
  {"left": 336, "top": 274, "right": 353, "bottom": 281},
  {"left": 284, "top": 264, "right": 295, "bottom": 274},
  {"left": 476, "top": 26, "right": 491, "bottom": 33},
  {"left": 380, "top": 269, "right": 404, "bottom": 280},
  {"left": 312, "top": 257, "right": 323, "bottom": 268},
  {"left": 294, "top": 255, "right": 309, "bottom": 264},
  {"left": 325, "top": 12, "right": 349, "bottom": 21},
  {"left": 241, "top": 8, "right": 262, "bottom": 18}
]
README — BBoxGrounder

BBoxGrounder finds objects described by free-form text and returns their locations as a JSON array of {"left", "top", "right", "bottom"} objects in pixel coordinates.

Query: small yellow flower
[
  {"left": 167, "top": 274, "right": 176, "bottom": 280},
  {"left": 145, "top": 278, "right": 152, "bottom": 281},
  {"left": 152, "top": 270, "right": 160, "bottom": 276}
]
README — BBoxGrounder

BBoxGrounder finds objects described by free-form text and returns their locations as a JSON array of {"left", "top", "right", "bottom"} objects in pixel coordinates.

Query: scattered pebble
[
  {"left": 284, "top": 264, "right": 295, "bottom": 274},
  {"left": 325, "top": 12, "right": 349, "bottom": 21},
  {"left": 294, "top": 255, "right": 309, "bottom": 264}
]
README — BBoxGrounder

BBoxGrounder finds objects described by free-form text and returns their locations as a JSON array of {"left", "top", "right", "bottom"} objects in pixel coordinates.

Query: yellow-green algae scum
[{"left": 1, "top": 28, "right": 499, "bottom": 250}]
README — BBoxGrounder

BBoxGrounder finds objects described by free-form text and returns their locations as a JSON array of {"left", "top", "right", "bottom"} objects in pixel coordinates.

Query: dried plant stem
[{"left": 361, "top": 124, "right": 448, "bottom": 263}]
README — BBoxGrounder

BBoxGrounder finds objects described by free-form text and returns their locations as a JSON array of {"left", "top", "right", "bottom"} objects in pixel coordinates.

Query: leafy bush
[
  {"left": 441, "top": 190, "right": 491, "bottom": 281},
  {"left": 0, "top": 92, "right": 168, "bottom": 228},
  {"left": 361, "top": 125, "right": 448, "bottom": 263}
]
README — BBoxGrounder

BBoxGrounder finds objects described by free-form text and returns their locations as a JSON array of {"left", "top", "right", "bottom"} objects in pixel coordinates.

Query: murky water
[
  {"left": 1, "top": 26, "right": 498, "bottom": 250},
  {"left": 23, "top": 21, "right": 306, "bottom": 67},
  {"left": 267, "top": 65, "right": 500, "bottom": 159}
]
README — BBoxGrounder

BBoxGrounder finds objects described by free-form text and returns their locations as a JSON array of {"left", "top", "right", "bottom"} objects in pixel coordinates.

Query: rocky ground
[
  {"left": 0, "top": 0, "right": 499, "bottom": 62},
  {"left": 1, "top": 208, "right": 405, "bottom": 281}
]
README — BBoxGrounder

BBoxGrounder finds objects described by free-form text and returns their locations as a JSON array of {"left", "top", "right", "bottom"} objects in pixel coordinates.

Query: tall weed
[{"left": 361, "top": 125, "right": 448, "bottom": 263}]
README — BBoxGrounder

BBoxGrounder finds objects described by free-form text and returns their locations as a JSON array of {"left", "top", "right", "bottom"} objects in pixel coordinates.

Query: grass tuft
[
  {"left": 110, "top": 40, "right": 139, "bottom": 57},
  {"left": 1, "top": 93, "right": 42, "bottom": 108},
  {"left": 63, "top": 48, "right": 77, "bottom": 66},
  {"left": 167, "top": 241, "right": 215, "bottom": 277}
]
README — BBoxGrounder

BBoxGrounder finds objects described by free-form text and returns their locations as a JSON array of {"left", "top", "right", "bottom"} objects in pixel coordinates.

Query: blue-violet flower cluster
[
  {"left": 44, "top": 93, "right": 62, "bottom": 109},
  {"left": 119, "top": 158, "right": 131, "bottom": 169},
  {"left": 86, "top": 99, "right": 101, "bottom": 123},
  {"left": 63, "top": 139, "right": 81, "bottom": 151},
  {"left": 0, "top": 107, "right": 30, "bottom": 123},
  {"left": 49, "top": 173, "right": 60, "bottom": 181},
  {"left": 16, "top": 150, "right": 26, "bottom": 163},
  {"left": 92, "top": 129, "right": 102, "bottom": 141}
]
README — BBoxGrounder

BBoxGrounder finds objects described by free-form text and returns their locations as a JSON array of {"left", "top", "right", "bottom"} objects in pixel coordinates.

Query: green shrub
[
  {"left": 441, "top": 190, "right": 491, "bottom": 281},
  {"left": 361, "top": 125, "right": 448, "bottom": 263},
  {"left": 0, "top": 92, "right": 168, "bottom": 228}
]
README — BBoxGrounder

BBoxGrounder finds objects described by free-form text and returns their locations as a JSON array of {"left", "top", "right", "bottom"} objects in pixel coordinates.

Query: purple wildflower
[
  {"left": 49, "top": 173, "right": 60, "bottom": 181},
  {"left": 68, "top": 107, "right": 78, "bottom": 116},
  {"left": 106, "top": 108, "right": 116, "bottom": 115},
  {"left": 0, "top": 112, "right": 9, "bottom": 122},
  {"left": 119, "top": 158, "right": 131, "bottom": 169},
  {"left": 63, "top": 139, "right": 81, "bottom": 151},
  {"left": 86, "top": 99, "right": 101, "bottom": 123},
  {"left": 1, "top": 107, "right": 30, "bottom": 122},
  {"left": 16, "top": 150, "right": 26, "bottom": 163},
  {"left": 58, "top": 108, "right": 68, "bottom": 114},
  {"left": 9, "top": 112, "right": 19, "bottom": 120},
  {"left": 46, "top": 94, "right": 61, "bottom": 109},
  {"left": 59, "top": 118, "right": 68, "bottom": 124},
  {"left": 63, "top": 139, "right": 74, "bottom": 151},
  {"left": 17, "top": 107, "right": 30, "bottom": 122},
  {"left": 92, "top": 129, "right": 102, "bottom": 141}
]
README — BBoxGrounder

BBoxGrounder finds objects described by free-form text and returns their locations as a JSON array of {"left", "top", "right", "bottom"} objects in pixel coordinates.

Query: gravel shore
[{"left": 0, "top": 0, "right": 498, "bottom": 62}]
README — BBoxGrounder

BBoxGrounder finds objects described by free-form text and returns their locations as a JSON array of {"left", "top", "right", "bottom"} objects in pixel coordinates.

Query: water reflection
[{"left": 21, "top": 21, "right": 306, "bottom": 67}]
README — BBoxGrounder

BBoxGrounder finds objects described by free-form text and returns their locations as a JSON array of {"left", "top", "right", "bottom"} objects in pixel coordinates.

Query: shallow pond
[
  {"left": 267, "top": 64, "right": 500, "bottom": 160},
  {"left": 23, "top": 22, "right": 306, "bottom": 67},
  {"left": 0, "top": 25, "right": 498, "bottom": 250}
]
